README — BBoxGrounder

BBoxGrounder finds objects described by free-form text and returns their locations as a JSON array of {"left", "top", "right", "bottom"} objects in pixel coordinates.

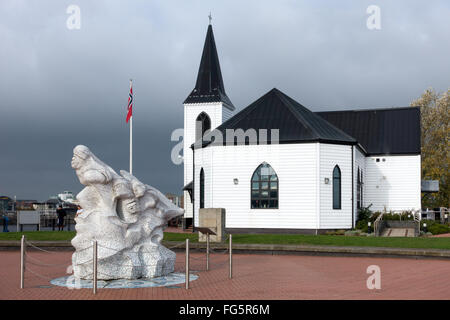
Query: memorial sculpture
[{"left": 70, "top": 145, "right": 184, "bottom": 280}]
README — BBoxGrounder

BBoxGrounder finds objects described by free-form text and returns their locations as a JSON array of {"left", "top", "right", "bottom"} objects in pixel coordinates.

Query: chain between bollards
[
  {"left": 229, "top": 234, "right": 232, "bottom": 279},
  {"left": 20, "top": 235, "right": 26, "bottom": 289},
  {"left": 185, "top": 238, "right": 189, "bottom": 289},
  {"left": 92, "top": 240, "right": 98, "bottom": 295}
]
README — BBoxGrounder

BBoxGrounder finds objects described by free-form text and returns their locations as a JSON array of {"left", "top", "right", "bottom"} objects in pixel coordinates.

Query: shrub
[
  {"left": 428, "top": 224, "right": 450, "bottom": 235},
  {"left": 382, "top": 210, "right": 415, "bottom": 221},
  {"left": 324, "top": 230, "right": 346, "bottom": 236},
  {"left": 345, "top": 230, "right": 361, "bottom": 236},
  {"left": 355, "top": 219, "right": 369, "bottom": 233},
  {"left": 420, "top": 219, "right": 450, "bottom": 235},
  {"left": 355, "top": 205, "right": 377, "bottom": 233},
  {"left": 421, "top": 219, "right": 437, "bottom": 229},
  {"left": 357, "top": 205, "right": 373, "bottom": 221},
  {"left": 371, "top": 211, "right": 382, "bottom": 221},
  {"left": 383, "top": 213, "right": 400, "bottom": 221}
]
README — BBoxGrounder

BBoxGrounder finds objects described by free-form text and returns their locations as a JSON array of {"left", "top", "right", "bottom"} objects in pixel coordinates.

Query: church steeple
[{"left": 184, "top": 24, "right": 235, "bottom": 110}]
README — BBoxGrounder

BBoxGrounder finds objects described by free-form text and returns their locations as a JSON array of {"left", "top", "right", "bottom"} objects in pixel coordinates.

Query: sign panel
[
  {"left": 421, "top": 180, "right": 439, "bottom": 193},
  {"left": 18, "top": 211, "right": 40, "bottom": 224}
]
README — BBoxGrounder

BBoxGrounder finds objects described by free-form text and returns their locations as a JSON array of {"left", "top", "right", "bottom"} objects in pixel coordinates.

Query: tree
[{"left": 411, "top": 88, "right": 449, "bottom": 208}]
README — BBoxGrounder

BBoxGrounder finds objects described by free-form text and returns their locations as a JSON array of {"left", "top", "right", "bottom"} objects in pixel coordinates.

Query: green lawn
[
  {"left": 0, "top": 231, "right": 198, "bottom": 242},
  {"left": 231, "top": 234, "right": 450, "bottom": 250},
  {"left": 0, "top": 231, "right": 449, "bottom": 250},
  {"left": 0, "top": 231, "right": 76, "bottom": 241}
]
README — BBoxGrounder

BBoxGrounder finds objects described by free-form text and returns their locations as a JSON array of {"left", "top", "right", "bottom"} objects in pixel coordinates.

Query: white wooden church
[{"left": 182, "top": 24, "right": 421, "bottom": 233}]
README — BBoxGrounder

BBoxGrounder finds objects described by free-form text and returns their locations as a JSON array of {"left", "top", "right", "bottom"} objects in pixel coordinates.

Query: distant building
[
  {"left": 165, "top": 193, "right": 182, "bottom": 207},
  {"left": 0, "top": 196, "right": 13, "bottom": 212},
  {"left": 16, "top": 200, "right": 37, "bottom": 211},
  {"left": 33, "top": 198, "right": 59, "bottom": 217},
  {"left": 165, "top": 193, "right": 183, "bottom": 227},
  {"left": 58, "top": 191, "right": 75, "bottom": 202},
  {"left": 34, "top": 197, "right": 77, "bottom": 217}
]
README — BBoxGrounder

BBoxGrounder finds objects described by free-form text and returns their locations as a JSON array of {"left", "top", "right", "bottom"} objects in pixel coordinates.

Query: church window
[
  {"left": 333, "top": 165, "right": 341, "bottom": 210},
  {"left": 200, "top": 168, "right": 205, "bottom": 209},
  {"left": 251, "top": 163, "right": 278, "bottom": 209},
  {"left": 357, "top": 167, "right": 361, "bottom": 209},
  {"left": 195, "top": 112, "right": 211, "bottom": 142}
]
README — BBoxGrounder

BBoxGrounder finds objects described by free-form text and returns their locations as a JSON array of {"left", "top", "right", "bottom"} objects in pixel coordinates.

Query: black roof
[
  {"left": 197, "top": 88, "right": 357, "bottom": 148},
  {"left": 317, "top": 107, "right": 421, "bottom": 155},
  {"left": 183, "top": 181, "right": 193, "bottom": 191},
  {"left": 184, "top": 25, "right": 235, "bottom": 110}
]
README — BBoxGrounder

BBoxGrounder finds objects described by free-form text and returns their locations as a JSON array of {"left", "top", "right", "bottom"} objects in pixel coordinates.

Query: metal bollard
[
  {"left": 92, "top": 240, "right": 98, "bottom": 294},
  {"left": 206, "top": 233, "right": 210, "bottom": 271},
  {"left": 185, "top": 238, "right": 189, "bottom": 289},
  {"left": 229, "top": 234, "right": 232, "bottom": 279},
  {"left": 20, "top": 235, "right": 26, "bottom": 289}
]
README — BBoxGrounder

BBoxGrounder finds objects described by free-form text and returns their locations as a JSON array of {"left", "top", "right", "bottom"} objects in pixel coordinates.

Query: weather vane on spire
[{"left": 208, "top": 12, "right": 212, "bottom": 25}]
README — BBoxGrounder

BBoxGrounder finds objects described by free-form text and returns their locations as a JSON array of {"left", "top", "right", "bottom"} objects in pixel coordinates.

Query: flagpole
[
  {"left": 130, "top": 114, "right": 133, "bottom": 175},
  {"left": 129, "top": 79, "right": 133, "bottom": 175}
]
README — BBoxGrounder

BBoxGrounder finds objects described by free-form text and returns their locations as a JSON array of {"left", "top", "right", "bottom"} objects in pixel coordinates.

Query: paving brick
[{"left": 1, "top": 251, "right": 449, "bottom": 300}]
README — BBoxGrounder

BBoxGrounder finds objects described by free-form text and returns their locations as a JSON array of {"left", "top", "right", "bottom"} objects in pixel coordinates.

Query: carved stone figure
[{"left": 70, "top": 145, "right": 184, "bottom": 280}]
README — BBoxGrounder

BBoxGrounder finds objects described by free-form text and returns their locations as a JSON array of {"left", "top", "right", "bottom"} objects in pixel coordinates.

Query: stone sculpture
[{"left": 70, "top": 145, "right": 184, "bottom": 280}]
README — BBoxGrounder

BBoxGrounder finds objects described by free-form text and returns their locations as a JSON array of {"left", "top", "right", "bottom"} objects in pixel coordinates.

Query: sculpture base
[
  {"left": 50, "top": 272, "right": 198, "bottom": 289},
  {"left": 72, "top": 245, "right": 177, "bottom": 280}
]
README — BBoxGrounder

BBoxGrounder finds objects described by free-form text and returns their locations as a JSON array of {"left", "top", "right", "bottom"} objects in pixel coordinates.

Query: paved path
[
  {"left": 433, "top": 233, "right": 450, "bottom": 238},
  {"left": 382, "top": 228, "right": 415, "bottom": 237},
  {"left": 1, "top": 251, "right": 449, "bottom": 300}
]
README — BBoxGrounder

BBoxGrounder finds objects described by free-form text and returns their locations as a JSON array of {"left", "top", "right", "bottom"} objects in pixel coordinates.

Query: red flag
[{"left": 126, "top": 82, "right": 133, "bottom": 123}]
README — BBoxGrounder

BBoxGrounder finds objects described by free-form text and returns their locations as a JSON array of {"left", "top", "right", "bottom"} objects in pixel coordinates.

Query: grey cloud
[{"left": 0, "top": 0, "right": 449, "bottom": 200}]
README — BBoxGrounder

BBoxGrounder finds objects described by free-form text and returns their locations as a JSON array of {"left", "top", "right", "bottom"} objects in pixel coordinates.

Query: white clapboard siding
[
  {"left": 194, "top": 143, "right": 319, "bottom": 229},
  {"left": 183, "top": 191, "right": 193, "bottom": 218},
  {"left": 319, "top": 144, "right": 353, "bottom": 229},
  {"left": 364, "top": 155, "right": 421, "bottom": 212},
  {"left": 183, "top": 102, "right": 225, "bottom": 218},
  {"left": 354, "top": 148, "right": 366, "bottom": 224}
]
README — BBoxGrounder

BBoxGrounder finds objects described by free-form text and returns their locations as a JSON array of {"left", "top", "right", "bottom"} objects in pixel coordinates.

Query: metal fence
[{"left": 19, "top": 234, "right": 234, "bottom": 294}]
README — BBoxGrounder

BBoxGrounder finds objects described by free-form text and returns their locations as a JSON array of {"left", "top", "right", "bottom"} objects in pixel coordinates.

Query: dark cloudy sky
[{"left": 1, "top": 0, "right": 449, "bottom": 201}]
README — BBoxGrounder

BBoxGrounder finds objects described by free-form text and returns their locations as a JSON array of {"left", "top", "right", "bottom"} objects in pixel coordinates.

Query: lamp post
[
  {"left": 367, "top": 221, "right": 372, "bottom": 234},
  {"left": 423, "top": 223, "right": 427, "bottom": 233}
]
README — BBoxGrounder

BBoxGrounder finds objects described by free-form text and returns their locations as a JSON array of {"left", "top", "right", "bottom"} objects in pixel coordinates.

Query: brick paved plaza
[{"left": 1, "top": 250, "right": 449, "bottom": 300}]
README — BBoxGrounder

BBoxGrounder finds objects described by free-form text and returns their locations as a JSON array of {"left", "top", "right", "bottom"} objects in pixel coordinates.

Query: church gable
[{"left": 201, "top": 88, "right": 357, "bottom": 147}]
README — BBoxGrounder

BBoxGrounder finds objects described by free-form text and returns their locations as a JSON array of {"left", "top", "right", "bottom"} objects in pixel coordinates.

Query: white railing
[
  {"left": 374, "top": 209, "right": 421, "bottom": 236},
  {"left": 374, "top": 212, "right": 384, "bottom": 236}
]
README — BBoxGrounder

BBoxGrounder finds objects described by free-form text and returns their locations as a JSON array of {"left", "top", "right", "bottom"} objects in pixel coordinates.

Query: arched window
[
  {"left": 357, "top": 167, "right": 361, "bottom": 209},
  {"left": 251, "top": 162, "right": 278, "bottom": 209},
  {"left": 200, "top": 168, "right": 205, "bottom": 209},
  {"left": 195, "top": 112, "right": 211, "bottom": 142},
  {"left": 360, "top": 169, "right": 363, "bottom": 207},
  {"left": 333, "top": 165, "right": 341, "bottom": 210}
]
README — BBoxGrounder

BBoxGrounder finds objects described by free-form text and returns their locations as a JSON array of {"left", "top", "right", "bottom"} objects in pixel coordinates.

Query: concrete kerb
[{"left": 1, "top": 240, "right": 450, "bottom": 260}]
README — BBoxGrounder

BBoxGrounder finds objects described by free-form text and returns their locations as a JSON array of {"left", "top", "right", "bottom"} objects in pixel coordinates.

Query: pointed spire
[{"left": 184, "top": 24, "right": 234, "bottom": 110}]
